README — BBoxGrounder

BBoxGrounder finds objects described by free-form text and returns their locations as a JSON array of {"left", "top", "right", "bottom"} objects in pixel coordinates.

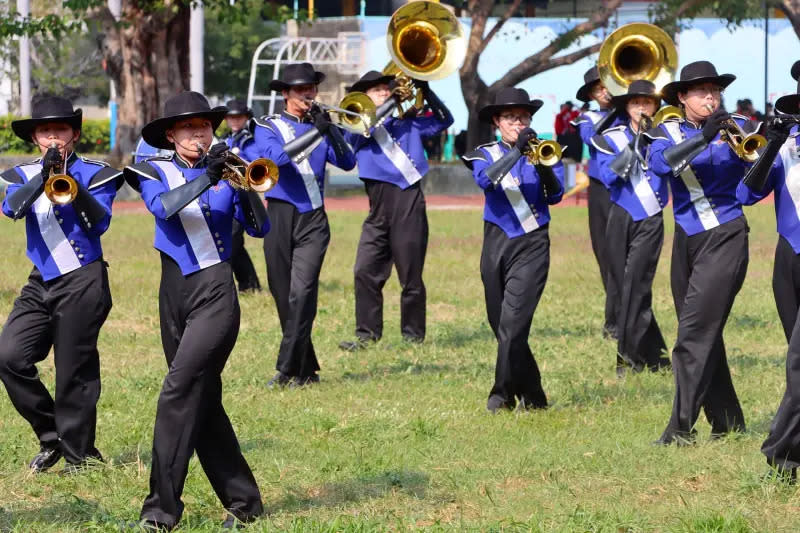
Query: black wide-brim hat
[
  {"left": 347, "top": 70, "right": 396, "bottom": 93},
  {"left": 611, "top": 79, "right": 662, "bottom": 108},
  {"left": 225, "top": 99, "right": 252, "bottom": 117},
  {"left": 142, "top": 91, "right": 228, "bottom": 150},
  {"left": 575, "top": 66, "right": 601, "bottom": 103},
  {"left": 269, "top": 62, "right": 326, "bottom": 92},
  {"left": 479, "top": 88, "right": 543, "bottom": 123},
  {"left": 12, "top": 96, "right": 83, "bottom": 142},
  {"left": 661, "top": 61, "right": 736, "bottom": 106},
  {"left": 775, "top": 60, "right": 800, "bottom": 114}
]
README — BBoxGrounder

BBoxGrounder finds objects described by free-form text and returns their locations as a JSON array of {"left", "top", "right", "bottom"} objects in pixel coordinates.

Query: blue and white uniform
[
  {"left": 462, "top": 139, "right": 563, "bottom": 409},
  {"left": 593, "top": 124, "right": 668, "bottom": 371},
  {"left": 0, "top": 152, "right": 120, "bottom": 467}
]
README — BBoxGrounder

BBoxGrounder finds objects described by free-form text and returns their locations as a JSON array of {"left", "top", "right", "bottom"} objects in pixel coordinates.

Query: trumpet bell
[
  {"left": 335, "top": 92, "right": 377, "bottom": 135},
  {"left": 44, "top": 174, "right": 78, "bottom": 205},
  {"left": 245, "top": 158, "right": 279, "bottom": 193},
  {"left": 527, "top": 140, "right": 563, "bottom": 167},
  {"left": 735, "top": 133, "right": 768, "bottom": 163},
  {"left": 387, "top": 0, "right": 466, "bottom": 81},
  {"left": 597, "top": 23, "right": 678, "bottom": 96}
]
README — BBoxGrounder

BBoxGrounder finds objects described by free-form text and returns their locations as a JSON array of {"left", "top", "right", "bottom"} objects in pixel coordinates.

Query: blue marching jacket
[
  {"left": 593, "top": 124, "right": 668, "bottom": 221},
  {"left": 344, "top": 112, "right": 453, "bottom": 189},
  {"left": 125, "top": 154, "right": 270, "bottom": 276},
  {"left": 571, "top": 109, "right": 620, "bottom": 184},
  {"left": 241, "top": 111, "right": 356, "bottom": 212},
  {"left": 462, "top": 140, "right": 564, "bottom": 239},
  {"left": 737, "top": 130, "right": 800, "bottom": 253},
  {"left": 1, "top": 154, "right": 121, "bottom": 281},
  {"left": 225, "top": 126, "right": 255, "bottom": 156},
  {"left": 647, "top": 114, "right": 758, "bottom": 236}
]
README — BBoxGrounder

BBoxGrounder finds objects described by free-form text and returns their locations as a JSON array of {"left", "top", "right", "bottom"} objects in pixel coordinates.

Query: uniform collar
[
  {"left": 499, "top": 140, "right": 514, "bottom": 150},
  {"left": 683, "top": 118, "right": 702, "bottom": 130},
  {"left": 281, "top": 110, "right": 311, "bottom": 124},
  {"left": 172, "top": 152, "right": 208, "bottom": 169}
]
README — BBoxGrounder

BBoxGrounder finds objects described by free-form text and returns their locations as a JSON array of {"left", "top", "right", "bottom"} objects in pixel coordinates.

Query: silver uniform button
[
  {"left": 217, "top": 240, "right": 223, "bottom": 245},
  {"left": 218, "top": 247, "right": 224, "bottom": 252},
  {"left": 74, "top": 247, "right": 80, "bottom": 252},
  {"left": 54, "top": 210, "right": 60, "bottom": 216},
  {"left": 58, "top": 218, "right": 64, "bottom": 224},
  {"left": 214, "top": 232, "right": 220, "bottom": 237},
  {"left": 78, "top": 254, "right": 84, "bottom": 259},
  {"left": 69, "top": 240, "right": 75, "bottom": 245}
]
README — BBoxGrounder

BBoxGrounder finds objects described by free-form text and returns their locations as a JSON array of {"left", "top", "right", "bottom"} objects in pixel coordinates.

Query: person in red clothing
[{"left": 555, "top": 101, "right": 582, "bottom": 161}]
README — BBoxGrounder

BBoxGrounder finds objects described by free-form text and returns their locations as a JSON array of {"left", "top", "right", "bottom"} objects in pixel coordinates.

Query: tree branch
[
  {"left": 777, "top": 0, "right": 800, "bottom": 41},
  {"left": 492, "top": 0, "right": 623, "bottom": 90},
  {"left": 476, "top": 0, "right": 523, "bottom": 57}
]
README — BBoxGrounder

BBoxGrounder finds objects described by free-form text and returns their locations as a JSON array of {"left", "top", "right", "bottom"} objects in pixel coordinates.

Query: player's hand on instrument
[
  {"left": 515, "top": 128, "right": 537, "bottom": 151},
  {"left": 205, "top": 143, "right": 228, "bottom": 186},
  {"left": 42, "top": 146, "right": 63, "bottom": 179},
  {"left": 701, "top": 109, "right": 730, "bottom": 143},
  {"left": 412, "top": 79, "right": 430, "bottom": 93}
]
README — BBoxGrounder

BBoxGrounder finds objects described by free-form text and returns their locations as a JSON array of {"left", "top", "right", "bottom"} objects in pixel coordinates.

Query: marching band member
[
  {"left": 223, "top": 99, "right": 262, "bottom": 293},
  {"left": 647, "top": 61, "right": 758, "bottom": 445},
  {"left": 124, "top": 91, "right": 268, "bottom": 529},
  {"left": 573, "top": 66, "right": 621, "bottom": 339},
  {"left": 735, "top": 61, "right": 800, "bottom": 481},
  {"left": 242, "top": 63, "right": 356, "bottom": 387},
  {"left": 461, "top": 88, "right": 564, "bottom": 413},
  {"left": 337, "top": 70, "right": 454, "bottom": 351},
  {"left": 592, "top": 80, "right": 669, "bottom": 376},
  {"left": 0, "top": 96, "right": 121, "bottom": 474}
]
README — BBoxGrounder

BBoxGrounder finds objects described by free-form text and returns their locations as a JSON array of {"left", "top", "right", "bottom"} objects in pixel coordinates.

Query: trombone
[
  {"left": 703, "top": 104, "right": 767, "bottom": 162},
  {"left": 304, "top": 94, "right": 377, "bottom": 137},
  {"left": 43, "top": 143, "right": 78, "bottom": 205}
]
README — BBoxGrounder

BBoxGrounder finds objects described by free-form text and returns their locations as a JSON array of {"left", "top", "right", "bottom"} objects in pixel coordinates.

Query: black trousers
[
  {"left": 263, "top": 199, "right": 329, "bottom": 377},
  {"left": 773, "top": 235, "right": 800, "bottom": 343},
  {"left": 354, "top": 180, "right": 428, "bottom": 341},
  {"left": 762, "top": 237, "right": 800, "bottom": 469},
  {"left": 660, "top": 217, "right": 749, "bottom": 441},
  {"left": 480, "top": 222, "right": 549, "bottom": 407},
  {"left": 0, "top": 261, "right": 111, "bottom": 464},
  {"left": 605, "top": 205, "right": 667, "bottom": 369},
  {"left": 230, "top": 220, "right": 261, "bottom": 292},
  {"left": 588, "top": 177, "right": 617, "bottom": 335},
  {"left": 141, "top": 255, "right": 262, "bottom": 528}
]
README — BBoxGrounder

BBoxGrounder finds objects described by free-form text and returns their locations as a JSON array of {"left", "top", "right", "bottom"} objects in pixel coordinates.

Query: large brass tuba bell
[
  {"left": 386, "top": 0, "right": 467, "bottom": 82},
  {"left": 597, "top": 23, "right": 678, "bottom": 96},
  {"left": 43, "top": 143, "right": 78, "bottom": 205}
]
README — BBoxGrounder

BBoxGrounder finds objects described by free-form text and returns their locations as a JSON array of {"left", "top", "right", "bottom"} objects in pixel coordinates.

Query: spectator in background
[
  {"left": 555, "top": 101, "right": 582, "bottom": 162},
  {"left": 454, "top": 129, "right": 467, "bottom": 158}
]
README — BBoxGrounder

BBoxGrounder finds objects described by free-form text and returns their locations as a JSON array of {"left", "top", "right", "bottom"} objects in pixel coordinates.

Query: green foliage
[
  {"left": 649, "top": 0, "right": 768, "bottom": 36},
  {"left": 0, "top": 116, "right": 110, "bottom": 154},
  {"left": 203, "top": 9, "right": 280, "bottom": 100}
]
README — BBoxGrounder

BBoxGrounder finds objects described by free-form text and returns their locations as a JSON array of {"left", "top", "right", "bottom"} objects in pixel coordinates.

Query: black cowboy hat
[
  {"left": 269, "top": 63, "right": 326, "bottom": 92},
  {"left": 610, "top": 79, "right": 662, "bottom": 109},
  {"left": 775, "top": 60, "right": 800, "bottom": 114},
  {"left": 225, "top": 99, "right": 252, "bottom": 118},
  {"left": 576, "top": 66, "right": 601, "bottom": 103},
  {"left": 660, "top": 61, "right": 736, "bottom": 107},
  {"left": 347, "top": 70, "right": 396, "bottom": 93},
  {"left": 142, "top": 91, "right": 228, "bottom": 150},
  {"left": 11, "top": 96, "right": 82, "bottom": 142},
  {"left": 478, "top": 88, "right": 543, "bottom": 123}
]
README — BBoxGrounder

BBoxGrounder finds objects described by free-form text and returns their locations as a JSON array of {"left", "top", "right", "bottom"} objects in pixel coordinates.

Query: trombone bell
[
  {"left": 387, "top": 0, "right": 466, "bottom": 82},
  {"left": 597, "top": 23, "right": 678, "bottom": 96},
  {"left": 335, "top": 92, "right": 377, "bottom": 136},
  {"left": 44, "top": 174, "right": 78, "bottom": 205}
]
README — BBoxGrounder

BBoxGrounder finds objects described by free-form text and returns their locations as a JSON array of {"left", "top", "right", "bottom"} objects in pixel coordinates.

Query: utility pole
[{"left": 17, "top": 0, "right": 30, "bottom": 115}]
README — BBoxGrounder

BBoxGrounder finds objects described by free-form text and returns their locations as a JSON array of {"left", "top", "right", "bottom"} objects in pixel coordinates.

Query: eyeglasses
[
  {"left": 687, "top": 86, "right": 723, "bottom": 97},
  {"left": 498, "top": 113, "right": 531, "bottom": 124}
]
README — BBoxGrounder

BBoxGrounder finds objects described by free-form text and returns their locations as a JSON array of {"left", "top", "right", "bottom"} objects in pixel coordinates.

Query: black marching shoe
[
  {"left": 59, "top": 449, "right": 104, "bottom": 475},
  {"left": 338, "top": 338, "right": 374, "bottom": 352},
  {"left": 290, "top": 374, "right": 320, "bottom": 388},
  {"left": 29, "top": 445, "right": 62, "bottom": 473},
  {"left": 267, "top": 371, "right": 292, "bottom": 389},
  {"left": 652, "top": 429, "right": 696, "bottom": 447},
  {"left": 602, "top": 325, "right": 618, "bottom": 340},
  {"left": 120, "top": 519, "right": 172, "bottom": 531},
  {"left": 222, "top": 514, "right": 251, "bottom": 529},
  {"left": 648, "top": 357, "right": 672, "bottom": 372},
  {"left": 762, "top": 465, "right": 797, "bottom": 485},
  {"left": 402, "top": 335, "right": 424, "bottom": 344},
  {"left": 487, "top": 395, "right": 514, "bottom": 414}
]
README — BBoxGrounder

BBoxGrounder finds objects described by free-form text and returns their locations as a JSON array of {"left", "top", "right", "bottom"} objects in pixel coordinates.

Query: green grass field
[{"left": 0, "top": 203, "right": 796, "bottom": 532}]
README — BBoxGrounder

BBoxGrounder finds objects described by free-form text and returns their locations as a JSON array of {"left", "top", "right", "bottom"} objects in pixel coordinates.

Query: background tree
[{"left": 0, "top": 0, "right": 300, "bottom": 162}]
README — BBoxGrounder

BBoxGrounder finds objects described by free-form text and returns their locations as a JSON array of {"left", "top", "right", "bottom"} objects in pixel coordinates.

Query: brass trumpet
[
  {"left": 221, "top": 152, "right": 279, "bottom": 193},
  {"left": 43, "top": 143, "right": 78, "bottom": 205},
  {"left": 525, "top": 139, "right": 562, "bottom": 166},
  {"left": 703, "top": 104, "right": 767, "bottom": 162}
]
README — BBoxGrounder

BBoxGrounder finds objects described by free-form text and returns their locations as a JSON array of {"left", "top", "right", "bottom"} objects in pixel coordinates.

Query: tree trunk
[{"left": 92, "top": 0, "right": 190, "bottom": 166}]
